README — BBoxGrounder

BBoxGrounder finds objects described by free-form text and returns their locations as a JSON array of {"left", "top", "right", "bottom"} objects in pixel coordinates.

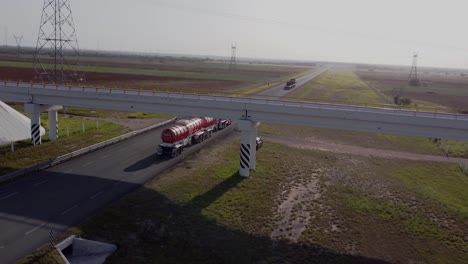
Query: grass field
[
  {"left": 261, "top": 69, "right": 468, "bottom": 158},
  {"left": 286, "top": 70, "right": 384, "bottom": 105},
  {"left": 19, "top": 136, "right": 468, "bottom": 263},
  {"left": 357, "top": 70, "right": 468, "bottom": 113}
]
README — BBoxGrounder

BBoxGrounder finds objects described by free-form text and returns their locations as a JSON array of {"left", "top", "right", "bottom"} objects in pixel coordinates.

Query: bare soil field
[
  {"left": 356, "top": 70, "right": 468, "bottom": 113},
  {"left": 0, "top": 66, "right": 247, "bottom": 94}
]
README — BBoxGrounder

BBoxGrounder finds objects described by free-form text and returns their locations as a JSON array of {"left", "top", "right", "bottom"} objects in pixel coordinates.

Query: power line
[{"left": 151, "top": 1, "right": 468, "bottom": 53}]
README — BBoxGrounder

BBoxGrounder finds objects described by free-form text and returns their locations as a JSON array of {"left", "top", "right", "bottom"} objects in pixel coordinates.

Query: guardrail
[
  {"left": 0, "top": 118, "right": 176, "bottom": 184},
  {"left": 2, "top": 80, "right": 468, "bottom": 119}
]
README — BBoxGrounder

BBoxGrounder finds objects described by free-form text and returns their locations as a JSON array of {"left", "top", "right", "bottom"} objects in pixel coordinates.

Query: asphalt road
[
  {"left": 0, "top": 123, "right": 234, "bottom": 263},
  {"left": 0, "top": 67, "right": 327, "bottom": 263},
  {"left": 253, "top": 66, "right": 329, "bottom": 99}
]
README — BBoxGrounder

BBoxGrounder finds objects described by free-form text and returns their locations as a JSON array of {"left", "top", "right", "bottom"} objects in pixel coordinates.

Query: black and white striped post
[
  {"left": 238, "top": 119, "right": 257, "bottom": 177},
  {"left": 48, "top": 110, "right": 59, "bottom": 141},
  {"left": 31, "top": 111, "right": 42, "bottom": 145}
]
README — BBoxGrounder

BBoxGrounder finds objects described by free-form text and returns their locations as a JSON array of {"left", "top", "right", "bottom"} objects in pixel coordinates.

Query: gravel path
[{"left": 261, "top": 134, "right": 468, "bottom": 164}]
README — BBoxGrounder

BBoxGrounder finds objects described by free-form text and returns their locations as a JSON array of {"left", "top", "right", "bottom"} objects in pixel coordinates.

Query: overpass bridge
[{"left": 1, "top": 80, "right": 468, "bottom": 177}]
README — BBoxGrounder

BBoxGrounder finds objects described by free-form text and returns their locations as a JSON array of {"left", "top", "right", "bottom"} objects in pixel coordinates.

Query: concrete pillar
[
  {"left": 48, "top": 110, "right": 59, "bottom": 141},
  {"left": 238, "top": 119, "right": 257, "bottom": 177},
  {"left": 30, "top": 111, "right": 42, "bottom": 145},
  {"left": 25, "top": 103, "right": 63, "bottom": 146}
]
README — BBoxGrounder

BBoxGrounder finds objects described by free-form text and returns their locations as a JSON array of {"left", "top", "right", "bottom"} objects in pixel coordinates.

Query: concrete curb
[{"left": 0, "top": 118, "right": 176, "bottom": 184}]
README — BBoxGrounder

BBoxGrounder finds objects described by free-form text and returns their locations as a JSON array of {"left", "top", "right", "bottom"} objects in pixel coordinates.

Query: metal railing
[{"left": 2, "top": 80, "right": 468, "bottom": 121}]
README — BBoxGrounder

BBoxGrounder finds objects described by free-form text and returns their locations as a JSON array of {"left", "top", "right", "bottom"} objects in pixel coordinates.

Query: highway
[
  {"left": 253, "top": 66, "right": 329, "bottom": 98},
  {"left": 0, "top": 122, "right": 234, "bottom": 263}
]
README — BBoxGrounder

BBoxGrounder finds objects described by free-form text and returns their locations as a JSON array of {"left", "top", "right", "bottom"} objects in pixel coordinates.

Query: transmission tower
[
  {"left": 3, "top": 27, "right": 7, "bottom": 47},
  {"left": 408, "top": 53, "right": 420, "bottom": 86},
  {"left": 13, "top": 35, "right": 23, "bottom": 55},
  {"left": 33, "top": 0, "right": 84, "bottom": 83},
  {"left": 229, "top": 43, "right": 237, "bottom": 70}
]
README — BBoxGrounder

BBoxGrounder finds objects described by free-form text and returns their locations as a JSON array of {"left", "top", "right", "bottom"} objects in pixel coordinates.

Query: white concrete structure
[
  {"left": 1, "top": 81, "right": 468, "bottom": 176},
  {"left": 55, "top": 235, "right": 117, "bottom": 264},
  {"left": 0, "top": 100, "right": 45, "bottom": 146},
  {"left": 24, "top": 103, "right": 63, "bottom": 145}
]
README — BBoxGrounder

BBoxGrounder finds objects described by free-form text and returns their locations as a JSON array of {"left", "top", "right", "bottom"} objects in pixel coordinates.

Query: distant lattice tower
[
  {"left": 13, "top": 35, "right": 23, "bottom": 56},
  {"left": 33, "top": 0, "right": 84, "bottom": 83},
  {"left": 408, "top": 53, "right": 420, "bottom": 86},
  {"left": 229, "top": 43, "right": 237, "bottom": 70}
]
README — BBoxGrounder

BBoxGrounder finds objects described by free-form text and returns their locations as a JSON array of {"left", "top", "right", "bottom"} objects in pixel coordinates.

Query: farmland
[
  {"left": 0, "top": 53, "right": 311, "bottom": 95},
  {"left": 356, "top": 67, "right": 468, "bottom": 113}
]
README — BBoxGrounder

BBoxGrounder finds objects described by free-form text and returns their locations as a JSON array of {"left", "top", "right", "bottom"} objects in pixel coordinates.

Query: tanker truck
[{"left": 156, "top": 117, "right": 231, "bottom": 157}]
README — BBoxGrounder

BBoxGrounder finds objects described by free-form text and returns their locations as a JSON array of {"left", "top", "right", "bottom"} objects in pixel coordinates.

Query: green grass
[
  {"left": 17, "top": 247, "right": 64, "bottom": 264},
  {"left": 340, "top": 187, "right": 448, "bottom": 239},
  {"left": 18, "top": 140, "right": 468, "bottom": 263},
  {"left": 390, "top": 162, "right": 468, "bottom": 219},
  {"left": 0, "top": 114, "right": 127, "bottom": 175},
  {"left": 286, "top": 70, "right": 384, "bottom": 105},
  {"left": 62, "top": 107, "right": 172, "bottom": 119}
]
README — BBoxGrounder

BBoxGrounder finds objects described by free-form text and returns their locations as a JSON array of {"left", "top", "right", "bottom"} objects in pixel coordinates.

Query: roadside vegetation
[
  {"left": 262, "top": 69, "right": 468, "bottom": 158},
  {"left": 20, "top": 135, "right": 468, "bottom": 263},
  {"left": 0, "top": 113, "right": 127, "bottom": 176},
  {"left": 258, "top": 123, "right": 468, "bottom": 158},
  {"left": 286, "top": 70, "right": 383, "bottom": 105}
]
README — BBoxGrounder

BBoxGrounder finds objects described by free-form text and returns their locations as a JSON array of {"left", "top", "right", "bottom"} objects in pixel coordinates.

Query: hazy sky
[{"left": 2, "top": 0, "right": 468, "bottom": 68}]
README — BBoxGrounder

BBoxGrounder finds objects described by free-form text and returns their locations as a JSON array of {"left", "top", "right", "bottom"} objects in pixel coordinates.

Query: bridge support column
[
  {"left": 48, "top": 110, "right": 59, "bottom": 141},
  {"left": 30, "top": 111, "right": 42, "bottom": 145},
  {"left": 238, "top": 119, "right": 257, "bottom": 177},
  {"left": 25, "top": 104, "right": 63, "bottom": 145}
]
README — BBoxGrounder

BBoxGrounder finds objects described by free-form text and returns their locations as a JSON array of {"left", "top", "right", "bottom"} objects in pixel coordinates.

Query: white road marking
[
  {"left": 90, "top": 191, "right": 104, "bottom": 199},
  {"left": 102, "top": 154, "right": 110, "bottom": 159},
  {"left": 34, "top": 179, "right": 49, "bottom": 187},
  {"left": 82, "top": 161, "right": 93, "bottom": 167},
  {"left": 64, "top": 169, "right": 73, "bottom": 173},
  {"left": 61, "top": 205, "right": 78, "bottom": 215},
  {"left": 25, "top": 223, "right": 45, "bottom": 235},
  {"left": 0, "top": 245, "right": 5, "bottom": 249},
  {"left": 0, "top": 192, "right": 19, "bottom": 201}
]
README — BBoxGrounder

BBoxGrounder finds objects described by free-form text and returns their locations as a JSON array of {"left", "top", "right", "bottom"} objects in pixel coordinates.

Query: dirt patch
[
  {"left": 270, "top": 166, "right": 322, "bottom": 243},
  {"left": 261, "top": 134, "right": 468, "bottom": 164}
]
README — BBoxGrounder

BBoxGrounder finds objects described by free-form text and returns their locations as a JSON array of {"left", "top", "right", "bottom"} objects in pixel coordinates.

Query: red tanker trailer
[{"left": 156, "top": 117, "right": 231, "bottom": 157}]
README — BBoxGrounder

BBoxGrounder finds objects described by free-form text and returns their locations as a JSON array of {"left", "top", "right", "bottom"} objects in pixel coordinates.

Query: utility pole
[
  {"left": 33, "top": 0, "right": 84, "bottom": 83},
  {"left": 229, "top": 43, "right": 237, "bottom": 71}
]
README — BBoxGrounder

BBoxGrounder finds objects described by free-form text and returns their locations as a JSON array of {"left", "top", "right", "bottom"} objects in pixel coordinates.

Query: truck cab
[{"left": 284, "top": 79, "right": 296, "bottom": 90}]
